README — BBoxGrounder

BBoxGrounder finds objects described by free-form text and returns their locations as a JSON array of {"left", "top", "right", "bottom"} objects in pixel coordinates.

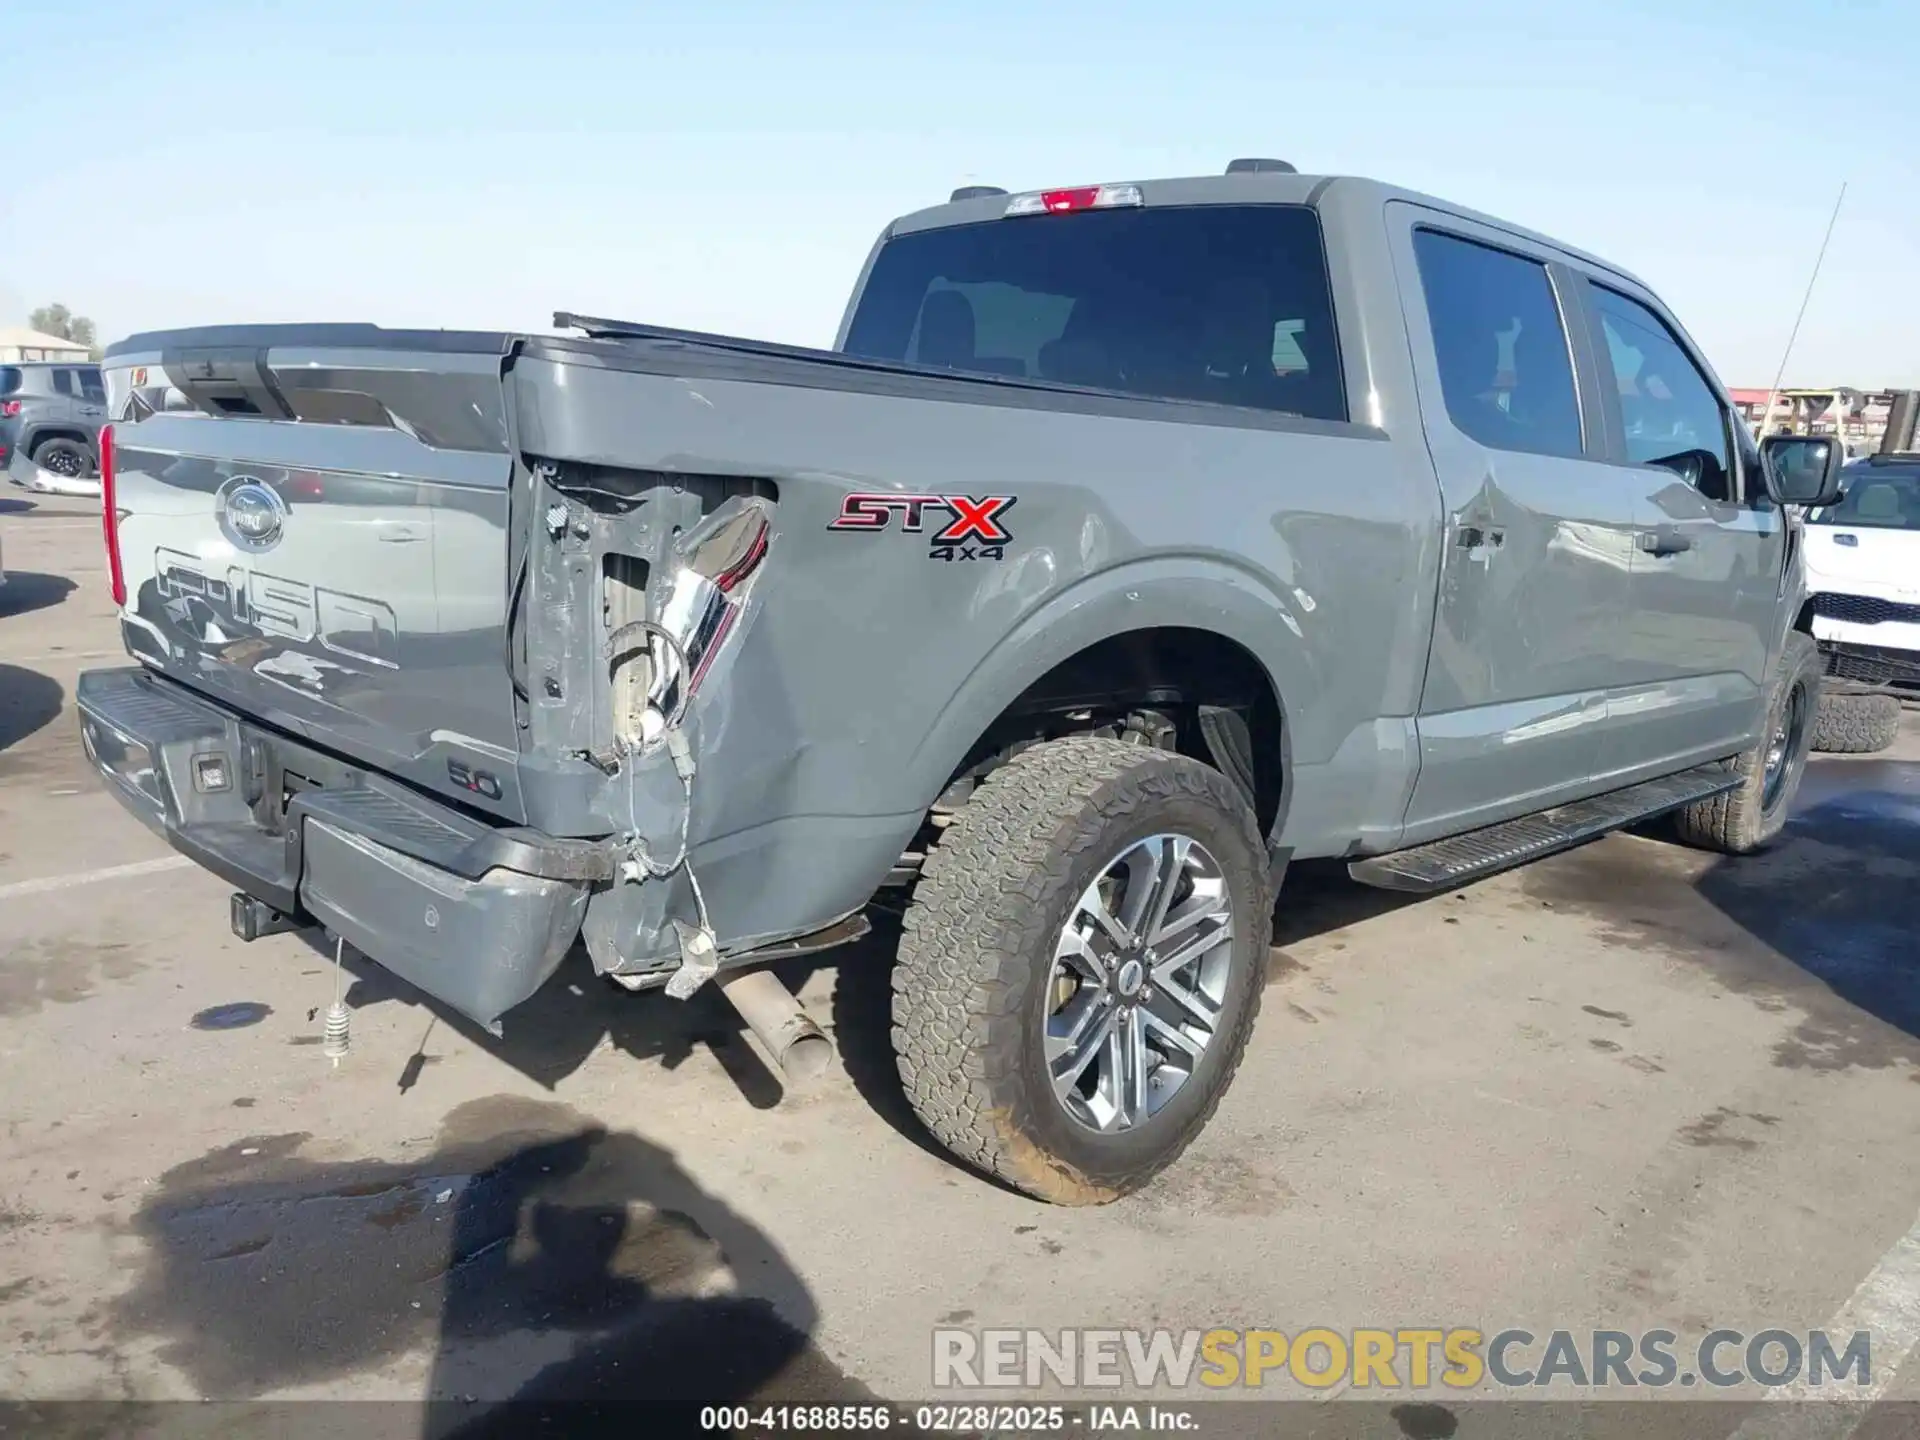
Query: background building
[
  {"left": 0, "top": 326, "right": 91, "bottom": 363},
  {"left": 1729, "top": 387, "right": 1905, "bottom": 455}
]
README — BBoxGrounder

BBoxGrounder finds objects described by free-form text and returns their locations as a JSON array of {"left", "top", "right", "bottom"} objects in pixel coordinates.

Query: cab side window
[
  {"left": 1413, "top": 229, "right": 1586, "bottom": 461},
  {"left": 1591, "top": 286, "right": 1734, "bottom": 501}
]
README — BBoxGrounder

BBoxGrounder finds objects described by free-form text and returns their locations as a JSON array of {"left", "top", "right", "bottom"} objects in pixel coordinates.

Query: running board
[{"left": 1348, "top": 762, "right": 1740, "bottom": 894}]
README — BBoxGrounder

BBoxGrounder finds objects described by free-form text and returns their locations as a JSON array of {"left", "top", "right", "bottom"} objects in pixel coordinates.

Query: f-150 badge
[{"left": 829, "top": 492, "right": 1016, "bottom": 561}]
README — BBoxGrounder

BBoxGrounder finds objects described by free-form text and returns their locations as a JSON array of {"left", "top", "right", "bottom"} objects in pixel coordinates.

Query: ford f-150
[{"left": 78, "top": 160, "right": 1847, "bottom": 1203}]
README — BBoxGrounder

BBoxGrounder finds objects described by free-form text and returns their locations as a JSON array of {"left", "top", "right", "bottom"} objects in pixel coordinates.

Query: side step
[{"left": 1348, "top": 761, "right": 1740, "bottom": 894}]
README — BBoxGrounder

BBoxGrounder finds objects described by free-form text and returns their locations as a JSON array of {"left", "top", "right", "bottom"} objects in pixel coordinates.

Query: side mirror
[{"left": 1759, "top": 434, "right": 1845, "bottom": 507}]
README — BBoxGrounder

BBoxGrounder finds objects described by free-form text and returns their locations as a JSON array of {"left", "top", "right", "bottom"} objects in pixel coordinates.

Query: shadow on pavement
[
  {"left": 1526, "top": 756, "right": 1920, "bottom": 1072},
  {"left": 310, "top": 935, "right": 793, "bottom": 1111},
  {"left": 305, "top": 911, "right": 998, "bottom": 1180},
  {"left": 0, "top": 570, "right": 77, "bottom": 620},
  {"left": 109, "top": 1095, "right": 872, "bottom": 1434},
  {"left": 1700, "top": 758, "right": 1920, "bottom": 1056},
  {"left": 1270, "top": 857, "right": 1426, "bottom": 950},
  {"left": 0, "top": 663, "right": 65, "bottom": 754},
  {"left": 299, "top": 853, "right": 1439, "bottom": 1170}
]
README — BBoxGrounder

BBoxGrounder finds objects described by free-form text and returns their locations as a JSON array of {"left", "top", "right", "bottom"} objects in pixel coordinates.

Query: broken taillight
[
  {"left": 609, "top": 499, "right": 774, "bottom": 753},
  {"left": 661, "top": 501, "right": 773, "bottom": 698}
]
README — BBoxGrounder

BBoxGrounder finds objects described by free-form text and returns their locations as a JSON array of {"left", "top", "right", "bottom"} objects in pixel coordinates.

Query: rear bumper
[{"left": 76, "top": 665, "right": 605, "bottom": 1031}]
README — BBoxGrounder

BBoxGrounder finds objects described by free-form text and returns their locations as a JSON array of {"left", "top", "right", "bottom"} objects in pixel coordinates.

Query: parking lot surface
[{"left": 3, "top": 491, "right": 1918, "bottom": 1433}]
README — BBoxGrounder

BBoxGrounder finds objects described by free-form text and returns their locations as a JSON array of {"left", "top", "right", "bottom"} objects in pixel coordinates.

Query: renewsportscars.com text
[{"left": 932, "top": 1327, "right": 1874, "bottom": 1392}]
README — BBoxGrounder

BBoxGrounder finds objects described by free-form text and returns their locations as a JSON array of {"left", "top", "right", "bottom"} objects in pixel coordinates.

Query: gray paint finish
[
  {"left": 82, "top": 172, "right": 1804, "bottom": 1023},
  {"left": 509, "top": 352, "right": 1440, "bottom": 832}
]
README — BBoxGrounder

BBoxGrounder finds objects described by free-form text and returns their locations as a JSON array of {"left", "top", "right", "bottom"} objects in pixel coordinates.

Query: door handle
[{"left": 1637, "top": 529, "right": 1692, "bottom": 556}]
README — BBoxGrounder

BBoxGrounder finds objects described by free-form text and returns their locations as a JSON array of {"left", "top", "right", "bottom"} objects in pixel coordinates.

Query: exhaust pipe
[{"left": 715, "top": 967, "right": 834, "bottom": 1087}]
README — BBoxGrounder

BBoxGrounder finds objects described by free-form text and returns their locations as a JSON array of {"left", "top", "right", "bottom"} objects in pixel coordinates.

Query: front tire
[
  {"left": 892, "top": 736, "right": 1271, "bottom": 1205},
  {"left": 1673, "top": 631, "right": 1821, "bottom": 855}
]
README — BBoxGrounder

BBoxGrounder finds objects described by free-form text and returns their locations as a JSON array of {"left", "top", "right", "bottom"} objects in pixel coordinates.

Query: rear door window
[
  {"left": 843, "top": 204, "right": 1347, "bottom": 422},
  {"left": 1412, "top": 229, "right": 1586, "bottom": 461},
  {"left": 78, "top": 367, "right": 106, "bottom": 403}
]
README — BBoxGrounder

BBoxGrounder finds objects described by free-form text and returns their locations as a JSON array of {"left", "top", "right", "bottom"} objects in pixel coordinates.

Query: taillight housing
[
  {"left": 0, "top": 400, "right": 21, "bottom": 417},
  {"left": 608, "top": 498, "right": 774, "bottom": 752},
  {"left": 99, "top": 424, "right": 126, "bottom": 607}
]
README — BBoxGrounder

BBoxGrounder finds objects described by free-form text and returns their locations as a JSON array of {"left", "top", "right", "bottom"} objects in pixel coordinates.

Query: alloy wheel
[{"left": 1043, "top": 832, "right": 1235, "bottom": 1133}]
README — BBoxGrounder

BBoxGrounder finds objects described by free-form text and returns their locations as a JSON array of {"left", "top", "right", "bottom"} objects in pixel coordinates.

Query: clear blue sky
[{"left": 5, "top": 0, "right": 1915, "bottom": 385}]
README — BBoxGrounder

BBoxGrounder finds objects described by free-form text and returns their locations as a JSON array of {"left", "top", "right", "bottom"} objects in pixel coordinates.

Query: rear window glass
[
  {"left": 842, "top": 204, "right": 1347, "bottom": 422},
  {"left": 0, "top": 367, "right": 20, "bottom": 397},
  {"left": 1810, "top": 463, "right": 1920, "bottom": 530}
]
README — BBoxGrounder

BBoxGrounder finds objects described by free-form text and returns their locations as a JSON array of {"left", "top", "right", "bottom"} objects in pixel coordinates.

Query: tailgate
[{"left": 102, "top": 326, "right": 528, "bottom": 819}]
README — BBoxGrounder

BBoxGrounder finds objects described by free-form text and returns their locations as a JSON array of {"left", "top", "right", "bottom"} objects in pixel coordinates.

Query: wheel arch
[
  {"left": 907, "top": 559, "right": 1311, "bottom": 843},
  {"left": 23, "top": 424, "right": 94, "bottom": 457}
]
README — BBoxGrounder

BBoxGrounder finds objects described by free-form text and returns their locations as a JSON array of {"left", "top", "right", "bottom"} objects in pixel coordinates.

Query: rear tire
[
  {"left": 1808, "top": 691, "right": 1901, "bottom": 755},
  {"left": 30, "top": 437, "right": 92, "bottom": 479},
  {"left": 1673, "top": 631, "right": 1821, "bottom": 855},
  {"left": 892, "top": 736, "right": 1271, "bottom": 1205}
]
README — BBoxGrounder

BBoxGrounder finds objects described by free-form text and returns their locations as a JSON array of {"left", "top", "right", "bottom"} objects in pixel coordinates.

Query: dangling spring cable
[
  {"left": 605, "top": 619, "right": 717, "bottom": 985},
  {"left": 322, "top": 934, "right": 351, "bottom": 1065}
]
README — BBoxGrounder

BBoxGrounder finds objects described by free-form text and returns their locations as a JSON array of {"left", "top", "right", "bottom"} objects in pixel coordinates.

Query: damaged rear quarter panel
[{"left": 509, "top": 346, "right": 1438, "bottom": 967}]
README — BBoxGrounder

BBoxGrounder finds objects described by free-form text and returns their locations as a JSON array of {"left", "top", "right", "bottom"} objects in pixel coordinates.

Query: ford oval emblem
[{"left": 216, "top": 476, "right": 289, "bottom": 553}]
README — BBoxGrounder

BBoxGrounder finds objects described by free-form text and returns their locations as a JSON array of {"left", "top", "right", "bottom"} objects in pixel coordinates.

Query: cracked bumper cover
[{"left": 75, "top": 665, "right": 605, "bottom": 1032}]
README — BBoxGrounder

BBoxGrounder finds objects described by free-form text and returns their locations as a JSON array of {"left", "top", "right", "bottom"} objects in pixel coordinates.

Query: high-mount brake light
[{"left": 1003, "top": 183, "right": 1144, "bottom": 217}]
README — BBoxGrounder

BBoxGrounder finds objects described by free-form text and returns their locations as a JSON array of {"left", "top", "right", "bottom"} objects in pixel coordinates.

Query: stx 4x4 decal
[{"left": 829, "top": 493, "right": 1017, "bottom": 561}]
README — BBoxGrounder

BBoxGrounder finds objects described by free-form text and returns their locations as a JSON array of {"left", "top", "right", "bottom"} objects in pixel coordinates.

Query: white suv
[{"left": 1803, "top": 454, "right": 1920, "bottom": 751}]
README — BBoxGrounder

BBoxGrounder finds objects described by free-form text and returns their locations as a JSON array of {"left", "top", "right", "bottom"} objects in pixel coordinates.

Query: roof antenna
[{"left": 1754, "top": 181, "right": 1847, "bottom": 443}]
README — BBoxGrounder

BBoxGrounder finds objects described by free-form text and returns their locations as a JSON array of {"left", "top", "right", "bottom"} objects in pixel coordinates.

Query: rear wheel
[
  {"left": 892, "top": 736, "right": 1271, "bottom": 1204},
  {"left": 1673, "top": 631, "right": 1821, "bottom": 855},
  {"left": 1808, "top": 691, "right": 1901, "bottom": 755},
  {"left": 30, "top": 438, "right": 91, "bottom": 479}
]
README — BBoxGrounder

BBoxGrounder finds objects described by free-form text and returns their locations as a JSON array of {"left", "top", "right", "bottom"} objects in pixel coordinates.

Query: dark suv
[{"left": 0, "top": 361, "right": 108, "bottom": 482}]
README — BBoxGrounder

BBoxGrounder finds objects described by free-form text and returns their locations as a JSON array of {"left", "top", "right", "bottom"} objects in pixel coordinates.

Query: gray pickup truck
[{"left": 78, "top": 160, "right": 1846, "bottom": 1204}]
